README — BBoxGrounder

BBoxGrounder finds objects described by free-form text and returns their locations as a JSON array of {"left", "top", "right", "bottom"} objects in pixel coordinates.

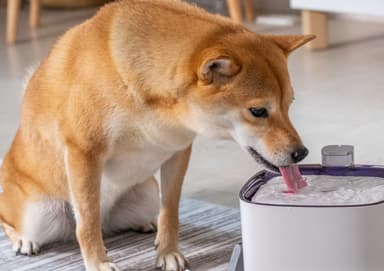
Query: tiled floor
[{"left": 1, "top": 6, "right": 384, "bottom": 208}]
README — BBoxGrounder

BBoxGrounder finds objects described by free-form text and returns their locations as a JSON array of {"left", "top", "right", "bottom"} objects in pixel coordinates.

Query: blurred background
[{"left": 1, "top": 0, "right": 384, "bottom": 207}]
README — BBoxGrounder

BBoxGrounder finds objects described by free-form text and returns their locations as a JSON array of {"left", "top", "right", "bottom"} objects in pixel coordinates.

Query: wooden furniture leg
[
  {"left": 30, "top": 0, "right": 40, "bottom": 28},
  {"left": 244, "top": 0, "right": 255, "bottom": 22},
  {"left": 302, "top": 10, "right": 328, "bottom": 49},
  {"left": 6, "top": 0, "right": 21, "bottom": 44},
  {"left": 227, "top": 0, "right": 242, "bottom": 23}
]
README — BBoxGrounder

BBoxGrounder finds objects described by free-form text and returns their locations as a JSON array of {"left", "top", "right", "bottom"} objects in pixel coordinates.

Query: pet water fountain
[{"left": 228, "top": 145, "right": 384, "bottom": 271}]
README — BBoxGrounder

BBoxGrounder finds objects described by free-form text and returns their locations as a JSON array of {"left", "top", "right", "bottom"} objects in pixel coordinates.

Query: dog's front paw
[
  {"left": 13, "top": 239, "right": 40, "bottom": 256},
  {"left": 156, "top": 251, "right": 189, "bottom": 271},
  {"left": 89, "top": 262, "right": 120, "bottom": 271}
]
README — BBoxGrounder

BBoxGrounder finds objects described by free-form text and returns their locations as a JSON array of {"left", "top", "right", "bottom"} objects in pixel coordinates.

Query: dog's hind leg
[
  {"left": 0, "top": 194, "right": 23, "bottom": 252},
  {"left": 0, "top": 194, "right": 75, "bottom": 256},
  {"left": 0, "top": 184, "right": 41, "bottom": 256},
  {"left": 103, "top": 176, "right": 160, "bottom": 234},
  {"left": 21, "top": 198, "right": 76, "bottom": 247},
  {"left": 0, "top": 176, "right": 75, "bottom": 256}
]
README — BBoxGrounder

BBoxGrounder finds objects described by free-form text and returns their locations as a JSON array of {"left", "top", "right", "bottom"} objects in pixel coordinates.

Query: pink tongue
[{"left": 278, "top": 165, "right": 307, "bottom": 193}]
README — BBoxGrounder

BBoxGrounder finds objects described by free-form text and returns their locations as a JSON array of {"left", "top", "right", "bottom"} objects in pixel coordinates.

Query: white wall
[{"left": 291, "top": 0, "right": 384, "bottom": 16}]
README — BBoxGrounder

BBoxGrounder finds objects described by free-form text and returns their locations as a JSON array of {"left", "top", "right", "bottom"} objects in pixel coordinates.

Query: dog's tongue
[{"left": 279, "top": 165, "right": 307, "bottom": 193}]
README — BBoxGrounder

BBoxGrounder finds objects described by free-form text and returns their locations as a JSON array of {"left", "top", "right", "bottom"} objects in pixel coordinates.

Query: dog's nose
[{"left": 291, "top": 147, "right": 309, "bottom": 163}]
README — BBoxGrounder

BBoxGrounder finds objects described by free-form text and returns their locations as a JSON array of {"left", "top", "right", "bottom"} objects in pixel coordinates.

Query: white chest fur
[
  {"left": 100, "top": 110, "right": 194, "bottom": 215},
  {"left": 101, "top": 141, "right": 173, "bottom": 215},
  {"left": 103, "top": 143, "right": 173, "bottom": 186}
]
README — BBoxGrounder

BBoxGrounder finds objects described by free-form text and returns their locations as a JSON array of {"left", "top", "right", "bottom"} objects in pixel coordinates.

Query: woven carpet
[{"left": 0, "top": 199, "right": 241, "bottom": 271}]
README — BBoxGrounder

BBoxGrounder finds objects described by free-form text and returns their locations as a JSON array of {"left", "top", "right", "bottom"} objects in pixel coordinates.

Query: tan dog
[{"left": 0, "top": 0, "right": 314, "bottom": 270}]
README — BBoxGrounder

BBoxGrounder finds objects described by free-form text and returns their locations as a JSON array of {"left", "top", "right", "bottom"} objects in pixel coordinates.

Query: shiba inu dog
[{"left": 0, "top": 0, "right": 314, "bottom": 270}]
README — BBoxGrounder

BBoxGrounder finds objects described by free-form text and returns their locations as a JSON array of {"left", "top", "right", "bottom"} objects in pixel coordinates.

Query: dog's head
[{"left": 182, "top": 33, "right": 315, "bottom": 170}]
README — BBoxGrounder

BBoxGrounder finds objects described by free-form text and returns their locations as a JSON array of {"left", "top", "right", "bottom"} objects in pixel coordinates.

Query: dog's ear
[
  {"left": 198, "top": 57, "right": 241, "bottom": 84},
  {"left": 267, "top": 34, "right": 316, "bottom": 54}
]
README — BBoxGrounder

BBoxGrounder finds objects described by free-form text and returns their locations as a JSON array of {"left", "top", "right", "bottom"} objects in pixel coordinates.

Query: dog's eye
[{"left": 249, "top": 107, "right": 268, "bottom": 118}]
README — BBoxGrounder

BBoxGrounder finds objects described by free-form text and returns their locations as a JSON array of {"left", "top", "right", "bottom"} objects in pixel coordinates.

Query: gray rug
[{"left": 0, "top": 199, "right": 241, "bottom": 271}]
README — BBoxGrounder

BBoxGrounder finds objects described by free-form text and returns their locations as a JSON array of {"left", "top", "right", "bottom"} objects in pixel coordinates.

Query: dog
[{"left": 0, "top": 0, "right": 314, "bottom": 270}]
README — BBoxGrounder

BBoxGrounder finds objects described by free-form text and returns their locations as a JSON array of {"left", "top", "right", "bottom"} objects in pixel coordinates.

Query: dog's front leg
[
  {"left": 156, "top": 145, "right": 192, "bottom": 271},
  {"left": 65, "top": 146, "right": 120, "bottom": 271}
]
